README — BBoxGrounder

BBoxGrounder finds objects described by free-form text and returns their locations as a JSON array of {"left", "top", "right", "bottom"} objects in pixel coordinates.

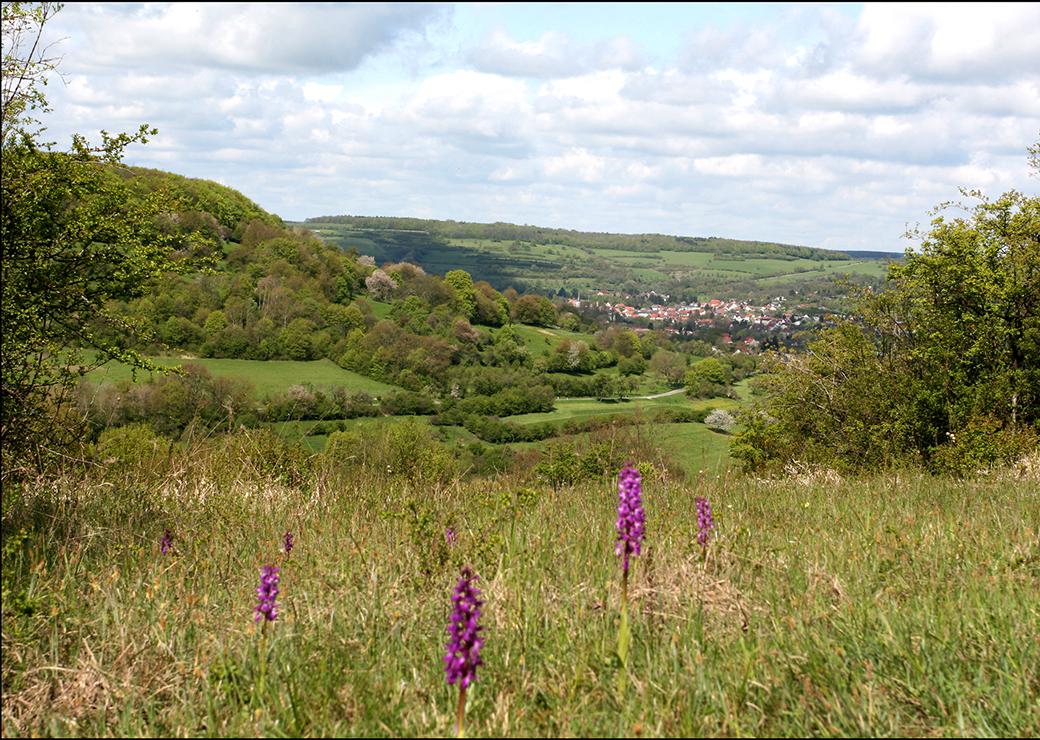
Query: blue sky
[{"left": 38, "top": 3, "right": 1040, "bottom": 252}]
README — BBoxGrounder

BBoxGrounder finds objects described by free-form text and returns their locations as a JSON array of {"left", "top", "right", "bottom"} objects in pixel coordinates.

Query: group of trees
[
  {"left": 734, "top": 166, "right": 1040, "bottom": 474},
  {"left": 2, "top": 3, "right": 213, "bottom": 472}
]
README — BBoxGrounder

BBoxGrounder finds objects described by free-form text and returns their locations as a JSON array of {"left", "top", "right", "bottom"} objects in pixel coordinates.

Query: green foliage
[
  {"left": 93, "top": 423, "right": 169, "bottom": 481},
  {"left": 0, "top": 130, "right": 204, "bottom": 469},
  {"left": 648, "top": 349, "right": 686, "bottom": 386},
  {"left": 86, "top": 364, "right": 256, "bottom": 436},
  {"left": 511, "top": 294, "right": 557, "bottom": 326},
  {"left": 444, "top": 269, "right": 477, "bottom": 320},
  {"left": 121, "top": 167, "right": 275, "bottom": 235},
  {"left": 473, "top": 281, "right": 509, "bottom": 326},
  {"left": 533, "top": 440, "right": 630, "bottom": 489},
  {"left": 617, "top": 355, "right": 648, "bottom": 377},
  {"left": 322, "top": 429, "right": 367, "bottom": 470},
  {"left": 546, "top": 339, "right": 596, "bottom": 373},
  {"left": 685, "top": 357, "right": 731, "bottom": 398},
  {"left": 0, "top": 4, "right": 209, "bottom": 473},
  {"left": 735, "top": 169, "right": 1040, "bottom": 473},
  {"left": 927, "top": 416, "right": 1038, "bottom": 477}
]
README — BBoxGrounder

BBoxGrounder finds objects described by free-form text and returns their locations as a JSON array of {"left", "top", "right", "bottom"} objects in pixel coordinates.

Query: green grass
[
  {"left": 501, "top": 324, "right": 601, "bottom": 358},
  {"left": 86, "top": 357, "right": 400, "bottom": 398},
  {"left": 511, "top": 394, "right": 736, "bottom": 426},
  {"left": 366, "top": 300, "right": 394, "bottom": 319},
  {"left": 653, "top": 423, "right": 736, "bottom": 475},
  {"left": 3, "top": 454, "right": 1037, "bottom": 736}
]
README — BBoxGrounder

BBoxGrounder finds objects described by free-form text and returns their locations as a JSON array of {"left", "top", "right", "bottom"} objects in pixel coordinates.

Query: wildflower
[
  {"left": 614, "top": 467, "right": 644, "bottom": 689},
  {"left": 445, "top": 567, "right": 483, "bottom": 687},
  {"left": 283, "top": 530, "right": 294, "bottom": 556},
  {"left": 445, "top": 527, "right": 457, "bottom": 546},
  {"left": 696, "top": 497, "right": 714, "bottom": 547},
  {"left": 160, "top": 529, "right": 173, "bottom": 555},
  {"left": 445, "top": 566, "right": 483, "bottom": 736},
  {"left": 254, "top": 565, "right": 280, "bottom": 623},
  {"left": 615, "top": 465, "right": 645, "bottom": 575}
]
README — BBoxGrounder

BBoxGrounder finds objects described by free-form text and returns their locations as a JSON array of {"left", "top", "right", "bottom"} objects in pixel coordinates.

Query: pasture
[{"left": 85, "top": 357, "right": 400, "bottom": 398}]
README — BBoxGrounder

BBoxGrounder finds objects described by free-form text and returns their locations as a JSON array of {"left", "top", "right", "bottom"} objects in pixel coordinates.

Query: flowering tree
[{"left": 365, "top": 269, "right": 396, "bottom": 301}]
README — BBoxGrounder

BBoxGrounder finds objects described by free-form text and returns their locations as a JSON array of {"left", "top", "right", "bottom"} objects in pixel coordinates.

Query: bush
[
  {"left": 927, "top": 417, "right": 1039, "bottom": 477},
  {"left": 93, "top": 424, "right": 169, "bottom": 481},
  {"left": 380, "top": 390, "right": 438, "bottom": 416},
  {"left": 378, "top": 420, "right": 457, "bottom": 485},
  {"left": 705, "top": 408, "right": 737, "bottom": 434},
  {"left": 323, "top": 430, "right": 367, "bottom": 469}
]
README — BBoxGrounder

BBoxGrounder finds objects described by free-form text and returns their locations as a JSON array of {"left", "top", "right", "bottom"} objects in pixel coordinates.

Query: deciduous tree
[{"left": 2, "top": 3, "right": 198, "bottom": 472}]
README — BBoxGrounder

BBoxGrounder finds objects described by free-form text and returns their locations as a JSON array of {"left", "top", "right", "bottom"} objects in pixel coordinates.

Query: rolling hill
[{"left": 301, "top": 215, "right": 895, "bottom": 301}]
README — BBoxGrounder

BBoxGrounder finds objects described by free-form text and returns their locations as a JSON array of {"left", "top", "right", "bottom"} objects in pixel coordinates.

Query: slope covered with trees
[{"left": 304, "top": 216, "right": 892, "bottom": 302}]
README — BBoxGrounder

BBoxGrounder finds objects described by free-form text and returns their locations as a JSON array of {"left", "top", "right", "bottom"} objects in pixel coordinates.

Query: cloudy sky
[{"left": 38, "top": 2, "right": 1040, "bottom": 252}]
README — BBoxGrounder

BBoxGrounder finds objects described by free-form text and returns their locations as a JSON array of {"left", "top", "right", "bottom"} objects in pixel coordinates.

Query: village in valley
[{"left": 567, "top": 292, "right": 831, "bottom": 350}]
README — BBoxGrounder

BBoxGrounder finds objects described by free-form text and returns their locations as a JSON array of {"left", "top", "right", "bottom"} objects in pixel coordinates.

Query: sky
[{"left": 36, "top": 2, "right": 1040, "bottom": 252}]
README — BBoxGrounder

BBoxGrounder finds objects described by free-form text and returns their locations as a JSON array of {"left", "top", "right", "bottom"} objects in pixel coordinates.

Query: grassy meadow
[
  {"left": 2, "top": 447, "right": 1037, "bottom": 736},
  {"left": 85, "top": 357, "right": 401, "bottom": 398}
]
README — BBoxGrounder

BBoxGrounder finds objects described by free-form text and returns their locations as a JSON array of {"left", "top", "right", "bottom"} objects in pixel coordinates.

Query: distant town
[{"left": 567, "top": 292, "right": 836, "bottom": 350}]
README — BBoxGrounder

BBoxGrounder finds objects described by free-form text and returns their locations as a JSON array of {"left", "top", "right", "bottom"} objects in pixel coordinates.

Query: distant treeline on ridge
[{"left": 305, "top": 215, "right": 853, "bottom": 261}]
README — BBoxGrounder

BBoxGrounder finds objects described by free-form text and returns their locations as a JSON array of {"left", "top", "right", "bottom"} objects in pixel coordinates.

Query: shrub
[
  {"left": 380, "top": 390, "right": 438, "bottom": 416},
  {"left": 705, "top": 408, "right": 737, "bottom": 434},
  {"left": 94, "top": 423, "right": 169, "bottom": 481},
  {"left": 378, "top": 419, "right": 457, "bottom": 485},
  {"left": 323, "top": 430, "right": 367, "bottom": 470},
  {"left": 928, "top": 417, "right": 1039, "bottom": 477}
]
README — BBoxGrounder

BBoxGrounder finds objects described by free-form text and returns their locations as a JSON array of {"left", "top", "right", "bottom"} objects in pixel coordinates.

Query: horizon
[{"left": 298, "top": 212, "right": 899, "bottom": 258}]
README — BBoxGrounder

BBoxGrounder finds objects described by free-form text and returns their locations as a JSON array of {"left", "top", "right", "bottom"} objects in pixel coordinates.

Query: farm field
[
  {"left": 4, "top": 461, "right": 1036, "bottom": 737},
  {"left": 85, "top": 357, "right": 401, "bottom": 398},
  {"left": 301, "top": 221, "right": 894, "bottom": 299},
  {"left": 510, "top": 393, "right": 733, "bottom": 426}
]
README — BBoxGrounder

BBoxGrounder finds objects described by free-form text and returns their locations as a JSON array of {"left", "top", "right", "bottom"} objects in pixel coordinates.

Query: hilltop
[{"left": 302, "top": 215, "right": 895, "bottom": 302}]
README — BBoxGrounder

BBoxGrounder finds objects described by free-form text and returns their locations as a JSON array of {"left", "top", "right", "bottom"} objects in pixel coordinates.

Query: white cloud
[
  {"left": 469, "top": 29, "right": 644, "bottom": 79},
  {"left": 854, "top": 3, "right": 1040, "bottom": 80},
  {"left": 54, "top": 3, "right": 447, "bottom": 75},
  {"left": 34, "top": 3, "right": 1040, "bottom": 254}
]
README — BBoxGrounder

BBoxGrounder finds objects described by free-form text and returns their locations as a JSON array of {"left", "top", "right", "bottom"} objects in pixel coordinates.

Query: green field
[
  {"left": 511, "top": 394, "right": 735, "bottom": 426},
  {"left": 654, "top": 422, "right": 736, "bottom": 474},
  {"left": 86, "top": 357, "right": 400, "bottom": 398}
]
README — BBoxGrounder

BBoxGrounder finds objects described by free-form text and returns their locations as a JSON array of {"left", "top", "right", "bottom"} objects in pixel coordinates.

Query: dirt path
[{"left": 639, "top": 387, "right": 686, "bottom": 400}]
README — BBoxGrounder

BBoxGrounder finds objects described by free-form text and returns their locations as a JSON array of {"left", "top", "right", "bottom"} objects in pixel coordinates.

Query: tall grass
[{"left": 2, "top": 449, "right": 1037, "bottom": 736}]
